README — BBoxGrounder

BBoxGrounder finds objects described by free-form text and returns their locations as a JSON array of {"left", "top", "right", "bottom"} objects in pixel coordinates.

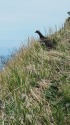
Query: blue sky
[{"left": 0, "top": 0, "right": 70, "bottom": 56}]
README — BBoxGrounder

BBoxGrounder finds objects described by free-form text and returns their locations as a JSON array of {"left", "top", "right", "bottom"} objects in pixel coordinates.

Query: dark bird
[{"left": 35, "top": 30, "right": 55, "bottom": 48}]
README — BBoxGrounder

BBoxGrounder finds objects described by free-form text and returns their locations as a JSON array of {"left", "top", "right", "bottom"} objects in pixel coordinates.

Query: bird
[{"left": 35, "top": 30, "right": 55, "bottom": 48}]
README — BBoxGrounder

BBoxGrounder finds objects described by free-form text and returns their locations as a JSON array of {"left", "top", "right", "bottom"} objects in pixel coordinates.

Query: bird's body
[{"left": 35, "top": 30, "right": 55, "bottom": 48}]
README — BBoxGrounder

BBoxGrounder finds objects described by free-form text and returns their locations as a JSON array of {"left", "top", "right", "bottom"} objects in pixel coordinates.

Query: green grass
[{"left": 0, "top": 18, "right": 70, "bottom": 125}]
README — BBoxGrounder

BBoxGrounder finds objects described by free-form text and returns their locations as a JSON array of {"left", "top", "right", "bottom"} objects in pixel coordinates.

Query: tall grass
[{"left": 0, "top": 18, "right": 70, "bottom": 125}]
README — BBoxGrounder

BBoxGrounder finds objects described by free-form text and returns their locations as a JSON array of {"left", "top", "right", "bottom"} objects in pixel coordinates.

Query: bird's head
[{"left": 35, "top": 30, "right": 40, "bottom": 34}]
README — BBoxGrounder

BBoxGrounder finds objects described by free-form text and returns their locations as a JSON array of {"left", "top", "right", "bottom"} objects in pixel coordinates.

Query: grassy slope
[{"left": 0, "top": 18, "right": 70, "bottom": 125}]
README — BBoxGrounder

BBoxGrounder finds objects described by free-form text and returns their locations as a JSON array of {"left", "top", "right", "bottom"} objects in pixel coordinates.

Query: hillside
[{"left": 0, "top": 18, "right": 70, "bottom": 125}]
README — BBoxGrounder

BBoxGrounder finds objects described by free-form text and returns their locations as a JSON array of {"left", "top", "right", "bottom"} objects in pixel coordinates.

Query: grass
[{"left": 0, "top": 18, "right": 70, "bottom": 125}]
